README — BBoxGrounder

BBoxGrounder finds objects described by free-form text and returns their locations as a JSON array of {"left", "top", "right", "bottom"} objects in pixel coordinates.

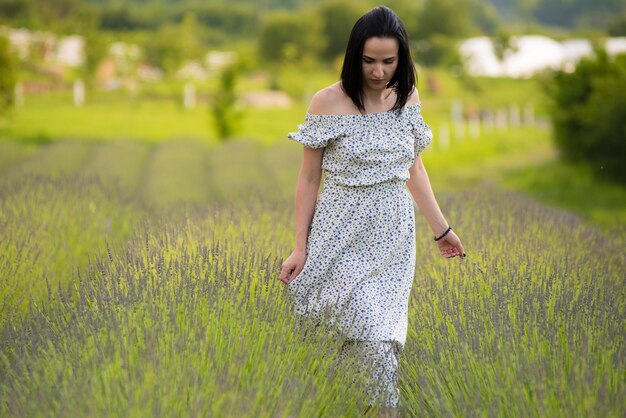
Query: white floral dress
[{"left": 287, "top": 104, "right": 432, "bottom": 348}]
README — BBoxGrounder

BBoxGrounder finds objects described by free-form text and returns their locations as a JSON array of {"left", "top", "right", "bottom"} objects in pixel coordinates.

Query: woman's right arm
[{"left": 279, "top": 146, "right": 324, "bottom": 284}]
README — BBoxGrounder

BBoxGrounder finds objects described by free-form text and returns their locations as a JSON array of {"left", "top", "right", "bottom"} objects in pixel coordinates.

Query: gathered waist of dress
[{"left": 323, "top": 173, "right": 407, "bottom": 189}]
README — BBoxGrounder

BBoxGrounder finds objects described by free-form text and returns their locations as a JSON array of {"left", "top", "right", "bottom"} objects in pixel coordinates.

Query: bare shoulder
[
  {"left": 406, "top": 87, "right": 421, "bottom": 107},
  {"left": 307, "top": 83, "right": 353, "bottom": 115}
]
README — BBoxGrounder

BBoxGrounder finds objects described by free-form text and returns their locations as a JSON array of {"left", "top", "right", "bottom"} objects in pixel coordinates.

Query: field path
[
  {"left": 7, "top": 140, "right": 97, "bottom": 178},
  {"left": 80, "top": 140, "right": 153, "bottom": 199},
  {"left": 139, "top": 139, "right": 213, "bottom": 211}
]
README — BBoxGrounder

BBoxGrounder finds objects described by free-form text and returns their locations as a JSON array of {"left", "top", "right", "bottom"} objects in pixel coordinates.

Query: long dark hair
[{"left": 340, "top": 6, "right": 416, "bottom": 112}]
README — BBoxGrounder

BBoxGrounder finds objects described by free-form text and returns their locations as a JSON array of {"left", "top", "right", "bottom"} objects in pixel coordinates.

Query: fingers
[
  {"left": 279, "top": 267, "right": 292, "bottom": 284},
  {"left": 452, "top": 236, "right": 466, "bottom": 259},
  {"left": 456, "top": 242, "right": 466, "bottom": 258},
  {"left": 441, "top": 233, "right": 466, "bottom": 259},
  {"left": 439, "top": 244, "right": 465, "bottom": 259},
  {"left": 440, "top": 247, "right": 458, "bottom": 258},
  {"left": 279, "top": 250, "right": 308, "bottom": 284},
  {"left": 279, "top": 263, "right": 292, "bottom": 284},
  {"left": 279, "top": 263, "right": 303, "bottom": 284}
]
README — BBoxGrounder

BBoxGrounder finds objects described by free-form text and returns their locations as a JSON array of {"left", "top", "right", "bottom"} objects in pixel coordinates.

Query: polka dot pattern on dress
[
  {"left": 286, "top": 104, "right": 432, "bottom": 348},
  {"left": 288, "top": 104, "right": 433, "bottom": 187}
]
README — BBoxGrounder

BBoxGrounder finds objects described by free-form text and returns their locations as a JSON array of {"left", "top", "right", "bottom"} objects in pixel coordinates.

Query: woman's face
[{"left": 361, "top": 36, "right": 399, "bottom": 91}]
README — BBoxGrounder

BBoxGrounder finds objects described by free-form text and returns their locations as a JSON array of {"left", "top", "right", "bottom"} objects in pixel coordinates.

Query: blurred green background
[
  {"left": 1, "top": 0, "right": 624, "bottom": 226},
  {"left": 0, "top": 1, "right": 625, "bottom": 417}
]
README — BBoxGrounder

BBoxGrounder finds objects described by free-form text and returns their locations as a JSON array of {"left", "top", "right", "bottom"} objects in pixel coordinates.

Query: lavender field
[{"left": 0, "top": 135, "right": 623, "bottom": 417}]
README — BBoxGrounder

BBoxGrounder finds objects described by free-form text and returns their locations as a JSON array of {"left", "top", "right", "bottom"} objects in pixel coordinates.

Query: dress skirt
[{"left": 287, "top": 176, "right": 416, "bottom": 348}]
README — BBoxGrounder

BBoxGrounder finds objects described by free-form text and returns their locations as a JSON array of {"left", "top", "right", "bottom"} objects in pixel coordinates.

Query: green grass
[
  {"left": 422, "top": 125, "right": 555, "bottom": 189},
  {"left": 0, "top": 74, "right": 624, "bottom": 416},
  {"left": 502, "top": 160, "right": 626, "bottom": 229},
  {"left": 0, "top": 174, "right": 142, "bottom": 330},
  {"left": 2, "top": 90, "right": 313, "bottom": 144},
  {"left": 4, "top": 91, "right": 217, "bottom": 142},
  {"left": 2, "top": 90, "right": 622, "bottom": 227},
  {"left": 2, "top": 65, "right": 340, "bottom": 144},
  {"left": 0, "top": 180, "right": 623, "bottom": 416},
  {"left": 0, "top": 140, "right": 39, "bottom": 172},
  {"left": 417, "top": 68, "right": 549, "bottom": 121},
  {"left": 405, "top": 191, "right": 624, "bottom": 416},
  {"left": 2, "top": 66, "right": 546, "bottom": 144},
  {"left": 0, "top": 202, "right": 377, "bottom": 417}
]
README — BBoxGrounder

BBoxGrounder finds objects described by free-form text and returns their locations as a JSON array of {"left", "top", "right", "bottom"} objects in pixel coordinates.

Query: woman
[{"left": 279, "top": 6, "right": 465, "bottom": 413}]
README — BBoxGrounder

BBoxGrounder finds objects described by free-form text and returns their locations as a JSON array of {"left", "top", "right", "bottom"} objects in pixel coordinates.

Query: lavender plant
[{"left": 0, "top": 137, "right": 623, "bottom": 416}]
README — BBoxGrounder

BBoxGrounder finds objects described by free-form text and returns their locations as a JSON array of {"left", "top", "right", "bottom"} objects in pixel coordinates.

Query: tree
[
  {"left": 516, "top": 0, "right": 539, "bottom": 27},
  {"left": 143, "top": 13, "right": 206, "bottom": 75},
  {"left": 608, "top": 14, "right": 626, "bottom": 36},
  {"left": 545, "top": 50, "right": 626, "bottom": 184},
  {"left": 212, "top": 65, "right": 241, "bottom": 141},
  {"left": 98, "top": 4, "right": 159, "bottom": 30},
  {"left": 381, "top": 0, "right": 422, "bottom": 37},
  {"left": 414, "top": 0, "right": 472, "bottom": 40},
  {"left": 81, "top": 30, "right": 109, "bottom": 86},
  {"left": 413, "top": 0, "right": 473, "bottom": 67},
  {"left": 531, "top": 0, "right": 624, "bottom": 29},
  {"left": 176, "top": 3, "right": 257, "bottom": 39},
  {"left": 259, "top": 9, "right": 325, "bottom": 63},
  {"left": 470, "top": 0, "right": 500, "bottom": 35},
  {"left": 0, "top": 35, "right": 16, "bottom": 119},
  {"left": 0, "top": 0, "right": 99, "bottom": 34},
  {"left": 317, "top": 0, "right": 364, "bottom": 61}
]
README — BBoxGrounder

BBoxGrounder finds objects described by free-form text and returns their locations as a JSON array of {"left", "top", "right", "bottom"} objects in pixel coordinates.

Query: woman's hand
[
  {"left": 436, "top": 230, "right": 465, "bottom": 259},
  {"left": 279, "top": 250, "right": 307, "bottom": 284}
]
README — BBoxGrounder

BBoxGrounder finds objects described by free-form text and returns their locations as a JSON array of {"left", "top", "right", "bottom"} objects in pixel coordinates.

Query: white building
[
  {"left": 458, "top": 37, "right": 502, "bottom": 77},
  {"left": 501, "top": 36, "right": 565, "bottom": 77},
  {"left": 606, "top": 37, "right": 626, "bottom": 56},
  {"left": 55, "top": 35, "right": 84, "bottom": 67},
  {"left": 460, "top": 36, "right": 626, "bottom": 78},
  {"left": 1, "top": 26, "right": 84, "bottom": 68}
]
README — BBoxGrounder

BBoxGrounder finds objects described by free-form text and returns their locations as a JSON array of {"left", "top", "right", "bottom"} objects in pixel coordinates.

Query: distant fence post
[
  {"left": 438, "top": 124, "right": 450, "bottom": 150},
  {"left": 184, "top": 82, "right": 196, "bottom": 109},
  {"left": 466, "top": 104, "right": 480, "bottom": 140},
  {"left": 451, "top": 100, "right": 464, "bottom": 143},
  {"left": 482, "top": 109, "right": 494, "bottom": 130},
  {"left": 468, "top": 117, "right": 480, "bottom": 140},
  {"left": 451, "top": 100, "right": 463, "bottom": 122},
  {"left": 454, "top": 121, "right": 465, "bottom": 142},
  {"left": 73, "top": 79, "right": 85, "bottom": 107},
  {"left": 496, "top": 107, "right": 508, "bottom": 131},
  {"left": 509, "top": 104, "right": 521, "bottom": 127}
]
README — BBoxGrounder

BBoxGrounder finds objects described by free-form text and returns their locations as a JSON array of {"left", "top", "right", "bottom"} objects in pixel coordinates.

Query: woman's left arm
[{"left": 406, "top": 155, "right": 465, "bottom": 259}]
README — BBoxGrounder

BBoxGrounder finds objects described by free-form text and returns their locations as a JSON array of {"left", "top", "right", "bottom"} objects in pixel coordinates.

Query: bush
[
  {"left": 258, "top": 10, "right": 325, "bottom": 64},
  {"left": 608, "top": 14, "right": 626, "bottom": 36},
  {"left": 317, "top": 0, "right": 364, "bottom": 61},
  {"left": 0, "top": 35, "right": 16, "bottom": 119},
  {"left": 212, "top": 65, "right": 241, "bottom": 140},
  {"left": 545, "top": 50, "right": 626, "bottom": 184}
]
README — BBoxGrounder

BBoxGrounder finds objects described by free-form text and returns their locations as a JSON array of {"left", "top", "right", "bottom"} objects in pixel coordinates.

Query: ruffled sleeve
[
  {"left": 409, "top": 107, "right": 433, "bottom": 156},
  {"left": 288, "top": 114, "right": 344, "bottom": 149}
]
